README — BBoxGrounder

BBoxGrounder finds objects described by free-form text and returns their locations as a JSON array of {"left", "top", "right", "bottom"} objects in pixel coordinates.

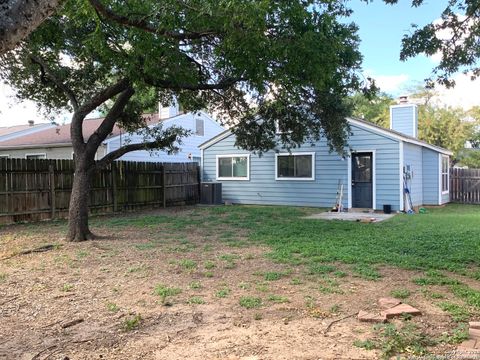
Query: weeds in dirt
[
  {"left": 451, "top": 284, "right": 480, "bottom": 309},
  {"left": 203, "top": 260, "right": 216, "bottom": 269},
  {"left": 154, "top": 284, "right": 182, "bottom": 303},
  {"left": 204, "top": 271, "right": 214, "bottom": 278},
  {"left": 412, "top": 270, "right": 460, "bottom": 286},
  {"left": 0, "top": 273, "right": 6, "bottom": 282},
  {"left": 189, "top": 281, "right": 202, "bottom": 290},
  {"left": 352, "top": 264, "right": 381, "bottom": 280},
  {"left": 438, "top": 302, "right": 471, "bottom": 322},
  {"left": 329, "top": 304, "right": 341, "bottom": 314},
  {"left": 439, "top": 323, "right": 469, "bottom": 344},
  {"left": 308, "top": 263, "right": 336, "bottom": 275},
  {"left": 134, "top": 242, "right": 157, "bottom": 251},
  {"left": 187, "top": 296, "right": 205, "bottom": 305},
  {"left": 106, "top": 302, "right": 119, "bottom": 312},
  {"left": 215, "top": 287, "right": 231, "bottom": 298},
  {"left": 357, "top": 323, "right": 436, "bottom": 359},
  {"left": 290, "top": 278, "right": 303, "bottom": 285},
  {"left": 61, "top": 283, "right": 74, "bottom": 292},
  {"left": 239, "top": 296, "right": 262, "bottom": 309},
  {"left": 267, "top": 294, "right": 289, "bottom": 303},
  {"left": 238, "top": 282, "right": 250, "bottom": 290},
  {"left": 263, "top": 271, "right": 285, "bottom": 281},
  {"left": 178, "top": 259, "right": 197, "bottom": 270},
  {"left": 123, "top": 314, "right": 142, "bottom": 331},
  {"left": 421, "top": 288, "right": 445, "bottom": 299},
  {"left": 255, "top": 282, "right": 269, "bottom": 292},
  {"left": 254, "top": 313, "right": 263, "bottom": 320},
  {"left": 390, "top": 288, "right": 411, "bottom": 299}
]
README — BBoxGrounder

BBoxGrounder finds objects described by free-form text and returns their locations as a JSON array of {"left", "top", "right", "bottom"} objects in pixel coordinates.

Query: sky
[{"left": 1, "top": 0, "right": 478, "bottom": 128}]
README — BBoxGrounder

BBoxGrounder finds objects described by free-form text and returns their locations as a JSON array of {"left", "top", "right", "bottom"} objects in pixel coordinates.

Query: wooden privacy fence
[
  {"left": 450, "top": 168, "right": 480, "bottom": 204},
  {"left": 0, "top": 158, "right": 200, "bottom": 224}
]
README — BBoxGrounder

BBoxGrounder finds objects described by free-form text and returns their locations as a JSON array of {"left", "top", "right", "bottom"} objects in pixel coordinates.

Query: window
[
  {"left": 25, "top": 153, "right": 46, "bottom": 160},
  {"left": 195, "top": 118, "right": 204, "bottom": 136},
  {"left": 275, "top": 152, "right": 315, "bottom": 180},
  {"left": 216, "top": 155, "right": 250, "bottom": 180},
  {"left": 441, "top": 155, "right": 449, "bottom": 193}
]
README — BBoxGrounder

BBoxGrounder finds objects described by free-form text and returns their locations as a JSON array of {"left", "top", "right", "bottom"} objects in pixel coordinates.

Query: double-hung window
[
  {"left": 275, "top": 152, "right": 315, "bottom": 180},
  {"left": 441, "top": 155, "right": 449, "bottom": 193},
  {"left": 216, "top": 155, "right": 250, "bottom": 180}
]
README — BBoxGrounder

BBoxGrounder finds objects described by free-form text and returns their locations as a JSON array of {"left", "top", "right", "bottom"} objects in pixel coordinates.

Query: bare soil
[{"left": 0, "top": 208, "right": 464, "bottom": 359}]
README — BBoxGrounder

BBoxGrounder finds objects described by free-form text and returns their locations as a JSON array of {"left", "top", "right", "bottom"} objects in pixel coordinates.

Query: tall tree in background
[
  {"left": 349, "top": 92, "right": 394, "bottom": 127},
  {"left": 0, "top": 0, "right": 366, "bottom": 241}
]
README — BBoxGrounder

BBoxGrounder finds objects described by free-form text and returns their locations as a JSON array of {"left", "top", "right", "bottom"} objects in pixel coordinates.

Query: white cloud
[
  {"left": 432, "top": 72, "right": 480, "bottom": 110},
  {"left": 367, "top": 72, "right": 410, "bottom": 93},
  {"left": 0, "top": 82, "right": 46, "bottom": 127}
]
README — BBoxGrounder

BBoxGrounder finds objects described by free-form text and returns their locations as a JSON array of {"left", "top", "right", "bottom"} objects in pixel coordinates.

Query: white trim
[
  {"left": 274, "top": 152, "right": 315, "bottom": 181},
  {"left": 348, "top": 118, "right": 452, "bottom": 155},
  {"left": 348, "top": 150, "right": 376, "bottom": 210},
  {"left": 441, "top": 154, "right": 450, "bottom": 196},
  {"left": 25, "top": 153, "right": 46, "bottom": 159},
  {"left": 412, "top": 106, "right": 417, "bottom": 138},
  {"left": 200, "top": 148, "right": 204, "bottom": 182},
  {"left": 389, "top": 106, "right": 393, "bottom": 130},
  {"left": 216, "top": 154, "right": 250, "bottom": 181},
  {"left": 0, "top": 154, "right": 9, "bottom": 158},
  {"left": 438, "top": 153, "right": 442, "bottom": 205},
  {"left": 399, "top": 141, "right": 404, "bottom": 212},
  {"left": 199, "top": 129, "right": 232, "bottom": 149}
]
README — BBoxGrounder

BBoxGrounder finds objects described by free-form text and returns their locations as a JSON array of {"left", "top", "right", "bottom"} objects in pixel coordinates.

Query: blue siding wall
[
  {"left": 202, "top": 124, "right": 401, "bottom": 210},
  {"left": 107, "top": 112, "right": 224, "bottom": 163},
  {"left": 422, "top": 148, "right": 439, "bottom": 205},
  {"left": 403, "top": 143, "right": 423, "bottom": 206},
  {"left": 391, "top": 105, "right": 417, "bottom": 137}
]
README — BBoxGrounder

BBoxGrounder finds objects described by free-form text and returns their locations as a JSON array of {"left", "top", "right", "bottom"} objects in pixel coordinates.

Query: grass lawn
[{"left": 1, "top": 203, "right": 480, "bottom": 359}]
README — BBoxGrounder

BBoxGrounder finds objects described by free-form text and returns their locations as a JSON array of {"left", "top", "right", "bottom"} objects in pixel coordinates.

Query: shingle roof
[
  {"left": 0, "top": 123, "right": 49, "bottom": 137},
  {"left": 0, "top": 114, "right": 159, "bottom": 147}
]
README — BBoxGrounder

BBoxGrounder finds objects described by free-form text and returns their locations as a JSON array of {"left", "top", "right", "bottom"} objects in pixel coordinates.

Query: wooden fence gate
[
  {"left": 0, "top": 158, "right": 200, "bottom": 224},
  {"left": 450, "top": 168, "right": 480, "bottom": 204}
]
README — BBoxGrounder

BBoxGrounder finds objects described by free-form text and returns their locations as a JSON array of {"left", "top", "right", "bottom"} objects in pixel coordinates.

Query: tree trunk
[{"left": 67, "top": 162, "right": 95, "bottom": 242}]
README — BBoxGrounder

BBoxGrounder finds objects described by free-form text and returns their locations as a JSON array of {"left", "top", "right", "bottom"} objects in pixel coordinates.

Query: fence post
[
  {"left": 111, "top": 162, "right": 118, "bottom": 212},
  {"left": 49, "top": 164, "right": 56, "bottom": 219}
]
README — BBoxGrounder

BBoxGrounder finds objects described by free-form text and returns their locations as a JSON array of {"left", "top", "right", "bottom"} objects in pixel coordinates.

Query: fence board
[
  {"left": 450, "top": 168, "right": 480, "bottom": 204},
  {"left": 0, "top": 159, "right": 200, "bottom": 224}
]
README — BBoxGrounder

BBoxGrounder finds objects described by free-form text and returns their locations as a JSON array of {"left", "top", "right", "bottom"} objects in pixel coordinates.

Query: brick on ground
[
  {"left": 381, "top": 304, "right": 421, "bottom": 319},
  {"left": 470, "top": 322, "right": 480, "bottom": 330},
  {"left": 357, "top": 310, "right": 387, "bottom": 323},
  {"left": 378, "top": 297, "right": 402, "bottom": 309}
]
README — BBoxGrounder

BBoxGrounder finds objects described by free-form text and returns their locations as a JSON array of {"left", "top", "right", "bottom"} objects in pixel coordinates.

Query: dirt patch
[{"left": 0, "top": 207, "right": 464, "bottom": 359}]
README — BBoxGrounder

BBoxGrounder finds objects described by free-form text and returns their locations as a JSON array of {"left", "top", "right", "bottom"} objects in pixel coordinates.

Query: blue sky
[{"left": 349, "top": 0, "right": 447, "bottom": 93}]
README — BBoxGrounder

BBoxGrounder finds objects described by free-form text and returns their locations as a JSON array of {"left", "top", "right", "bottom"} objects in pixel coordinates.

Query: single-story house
[
  {"left": 0, "top": 105, "right": 224, "bottom": 163},
  {"left": 199, "top": 100, "right": 452, "bottom": 212}
]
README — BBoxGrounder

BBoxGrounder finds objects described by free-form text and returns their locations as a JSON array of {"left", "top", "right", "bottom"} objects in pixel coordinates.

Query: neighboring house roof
[
  {"left": 0, "top": 114, "right": 159, "bottom": 149},
  {"left": 199, "top": 117, "right": 453, "bottom": 156},
  {"left": 0, "top": 123, "right": 55, "bottom": 141}
]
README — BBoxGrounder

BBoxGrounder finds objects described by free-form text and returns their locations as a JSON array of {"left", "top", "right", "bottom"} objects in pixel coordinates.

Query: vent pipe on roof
[{"left": 28, "top": 120, "right": 34, "bottom": 126}]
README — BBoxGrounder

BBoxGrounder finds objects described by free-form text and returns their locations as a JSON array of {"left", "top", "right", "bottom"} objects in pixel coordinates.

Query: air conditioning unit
[{"left": 200, "top": 182, "right": 223, "bottom": 205}]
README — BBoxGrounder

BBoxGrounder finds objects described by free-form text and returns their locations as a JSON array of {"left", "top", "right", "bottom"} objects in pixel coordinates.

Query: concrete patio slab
[{"left": 304, "top": 211, "right": 395, "bottom": 222}]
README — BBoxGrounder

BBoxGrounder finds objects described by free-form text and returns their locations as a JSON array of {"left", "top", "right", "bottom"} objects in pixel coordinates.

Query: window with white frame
[
  {"left": 442, "top": 155, "right": 449, "bottom": 193},
  {"left": 217, "top": 155, "right": 249, "bottom": 180},
  {"left": 25, "top": 153, "right": 46, "bottom": 160},
  {"left": 276, "top": 152, "right": 315, "bottom": 180},
  {"left": 195, "top": 118, "right": 205, "bottom": 136}
]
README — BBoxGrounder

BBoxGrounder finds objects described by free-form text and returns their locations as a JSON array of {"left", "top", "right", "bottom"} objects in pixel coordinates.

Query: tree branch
[
  {"left": 30, "top": 55, "right": 79, "bottom": 111},
  {"left": 143, "top": 75, "right": 246, "bottom": 91},
  {"left": 0, "top": 0, "right": 63, "bottom": 55},
  {"left": 86, "top": 86, "right": 135, "bottom": 153},
  {"left": 95, "top": 131, "right": 180, "bottom": 170},
  {"left": 71, "top": 78, "right": 131, "bottom": 150},
  {"left": 88, "top": 0, "right": 217, "bottom": 40}
]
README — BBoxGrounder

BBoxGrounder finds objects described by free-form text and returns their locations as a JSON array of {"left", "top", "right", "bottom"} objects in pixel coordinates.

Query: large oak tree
[{"left": 0, "top": 0, "right": 367, "bottom": 241}]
